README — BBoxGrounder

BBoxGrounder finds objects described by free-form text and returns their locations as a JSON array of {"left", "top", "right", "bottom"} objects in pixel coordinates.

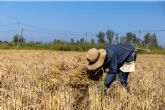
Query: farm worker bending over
[{"left": 86, "top": 45, "right": 137, "bottom": 91}]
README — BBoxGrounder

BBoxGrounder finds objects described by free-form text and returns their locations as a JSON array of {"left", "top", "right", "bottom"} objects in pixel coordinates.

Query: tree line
[
  {"left": 0, "top": 29, "right": 163, "bottom": 53},
  {"left": 52, "top": 30, "right": 159, "bottom": 48},
  {"left": 95, "top": 30, "right": 159, "bottom": 48}
]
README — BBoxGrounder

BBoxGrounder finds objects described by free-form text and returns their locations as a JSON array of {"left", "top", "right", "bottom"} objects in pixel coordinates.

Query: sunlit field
[{"left": 0, "top": 50, "right": 165, "bottom": 110}]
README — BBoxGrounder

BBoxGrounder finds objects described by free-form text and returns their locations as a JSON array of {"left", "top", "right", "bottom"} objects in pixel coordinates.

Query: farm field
[{"left": 0, "top": 50, "right": 165, "bottom": 110}]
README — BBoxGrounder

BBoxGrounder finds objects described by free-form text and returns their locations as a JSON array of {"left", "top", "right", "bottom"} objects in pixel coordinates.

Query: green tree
[
  {"left": 91, "top": 38, "right": 95, "bottom": 44},
  {"left": 80, "top": 37, "right": 85, "bottom": 44},
  {"left": 114, "top": 33, "right": 119, "bottom": 44},
  {"left": 144, "top": 33, "right": 151, "bottom": 47},
  {"left": 150, "top": 33, "right": 158, "bottom": 47},
  {"left": 13, "top": 34, "right": 25, "bottom": 44},
  {"left": 53, "top": 39, "right": 63, "bottom": 43},
  {"left": 97, "top": 32, "right": 105, "bottom": 44},
  {"left": 70, "top": 38, "right": 75, "bottom": 43},
  {"left": 106, "top": 30, "right": 114, "bottom": 45},
  {"left": 132, "top": 35, "right": 142, "bottom": 46},
  {"left": 126, "top": 32, "right": 136, "bottom": 44},
  {"left": 143, "top": 33, "right": 159, "bottom": 47}
]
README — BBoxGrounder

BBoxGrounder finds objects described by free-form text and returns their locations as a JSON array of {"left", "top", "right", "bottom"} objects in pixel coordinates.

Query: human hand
[{"left": 104, "top": 86, "right": 108, "bottom": 95}]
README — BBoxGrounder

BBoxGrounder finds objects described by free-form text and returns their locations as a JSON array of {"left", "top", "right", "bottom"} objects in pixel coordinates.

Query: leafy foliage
[
  {"left": 106, "top": 30, "right": 114, "bottom": 45},
  {"left": 13, "top": 34, "right": 25, "bottom": 43},
  {"left": 97, "top": 32, "right": 106, "bottom": 44}
]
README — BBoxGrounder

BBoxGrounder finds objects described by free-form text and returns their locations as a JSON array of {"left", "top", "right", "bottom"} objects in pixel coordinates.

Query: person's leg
[{"left": 118, "top": 71, "right": 129, "bottom": 87}]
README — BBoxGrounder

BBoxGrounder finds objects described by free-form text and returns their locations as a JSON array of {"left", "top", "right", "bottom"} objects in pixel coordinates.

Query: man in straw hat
[{"left": 86, "top": 45, "right": 137, "bottom": 91}]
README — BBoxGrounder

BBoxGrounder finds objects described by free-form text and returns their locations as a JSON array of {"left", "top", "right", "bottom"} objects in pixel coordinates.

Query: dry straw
[{"left": 0, "top": 50, "right": 165, "bottom": 110}]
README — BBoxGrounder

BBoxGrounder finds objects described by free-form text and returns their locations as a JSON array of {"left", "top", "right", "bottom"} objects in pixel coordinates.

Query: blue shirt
[{"left": 103, "top": 44, "right": 135, "bottom": 79}]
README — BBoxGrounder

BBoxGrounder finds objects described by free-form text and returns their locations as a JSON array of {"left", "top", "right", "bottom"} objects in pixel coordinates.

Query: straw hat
[{"left": 86, "top": 48, "right": 106, "bottom": 70}]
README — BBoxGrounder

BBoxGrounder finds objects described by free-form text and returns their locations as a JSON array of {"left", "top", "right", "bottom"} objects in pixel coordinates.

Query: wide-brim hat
[{"left": 86, "top": 48, "right": 106, "bottom": 70}]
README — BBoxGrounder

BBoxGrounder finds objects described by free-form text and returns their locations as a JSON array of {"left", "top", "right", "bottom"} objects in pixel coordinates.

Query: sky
[{"left": 0, "top": 2, "right": 165, "bottom": 46}]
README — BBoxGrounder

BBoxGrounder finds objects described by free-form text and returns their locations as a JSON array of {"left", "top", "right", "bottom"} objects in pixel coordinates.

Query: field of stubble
[{"left": 0, "top": 50, "right": 165, "bottom": 110}]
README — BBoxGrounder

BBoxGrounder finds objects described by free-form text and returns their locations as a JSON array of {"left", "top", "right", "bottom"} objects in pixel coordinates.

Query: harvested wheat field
[{"left": 0, "top": 50, "right": 165, "bottom": 110}]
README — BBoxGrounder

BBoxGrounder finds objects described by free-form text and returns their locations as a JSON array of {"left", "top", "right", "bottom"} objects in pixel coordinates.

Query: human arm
[{"left": 104, "top": 52, "right": 118, "bottom": 88}]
